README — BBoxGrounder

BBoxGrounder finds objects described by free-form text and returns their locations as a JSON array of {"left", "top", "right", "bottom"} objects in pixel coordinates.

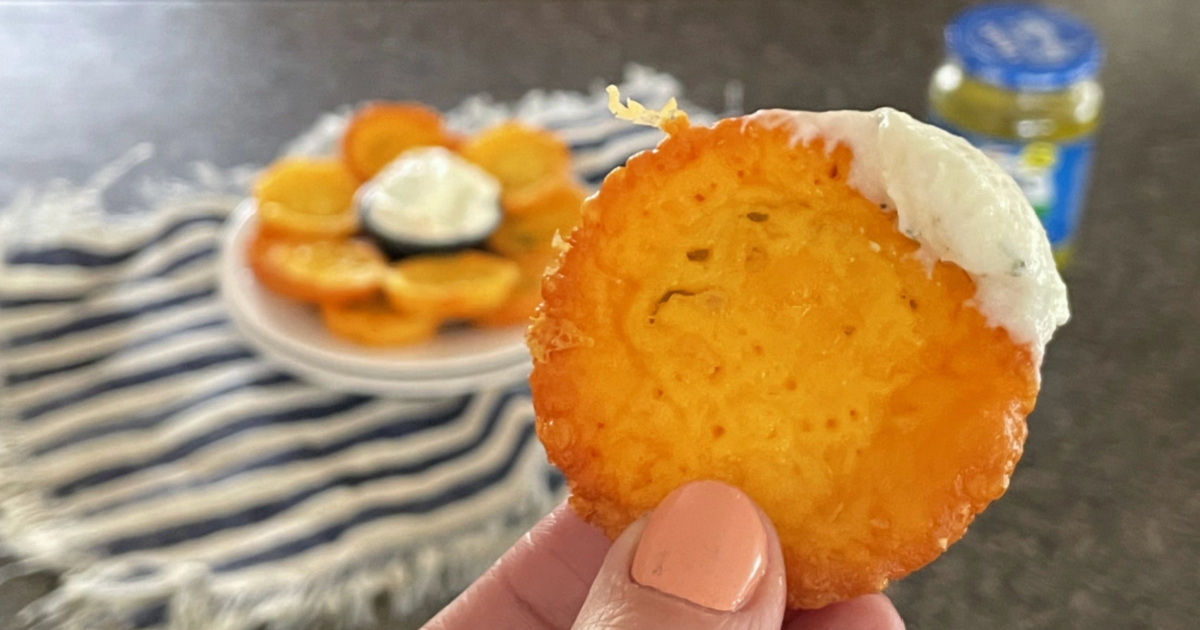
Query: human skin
[{"left": 422, "top": 483, "right": 905, "bottom": 630}]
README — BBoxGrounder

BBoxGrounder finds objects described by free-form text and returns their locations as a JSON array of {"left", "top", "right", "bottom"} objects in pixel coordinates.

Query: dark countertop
[{"left": 1, "top": 2, "right": 1197, "bottom": 629}]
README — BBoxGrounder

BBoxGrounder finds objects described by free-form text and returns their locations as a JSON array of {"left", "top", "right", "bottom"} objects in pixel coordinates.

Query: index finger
[{"left": 421, "top": 502, "right": 612, "bottom": 630}]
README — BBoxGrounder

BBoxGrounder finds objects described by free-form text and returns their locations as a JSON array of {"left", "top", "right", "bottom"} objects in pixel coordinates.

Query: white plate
[
  {"left": 229, "top": 308, "right": 532, "bottom": 397},
  {"left": 218, "top": 200, "right": 532, "bottom": 380}
]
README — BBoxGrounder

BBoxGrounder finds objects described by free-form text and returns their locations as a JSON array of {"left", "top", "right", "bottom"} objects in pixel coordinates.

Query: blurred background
[{"left": 1, "top": 1, "right": 1197, "bottom": 629}]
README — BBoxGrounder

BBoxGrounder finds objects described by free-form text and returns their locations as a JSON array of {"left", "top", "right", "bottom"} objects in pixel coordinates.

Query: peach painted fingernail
[{"left": 630, "top": 480, "right": 767, "bottom": 612}]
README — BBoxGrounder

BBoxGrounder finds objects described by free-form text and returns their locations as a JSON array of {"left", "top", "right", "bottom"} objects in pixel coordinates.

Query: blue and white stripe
[{"left": 0, "top": 69, "right": 693, "bottom": 629}]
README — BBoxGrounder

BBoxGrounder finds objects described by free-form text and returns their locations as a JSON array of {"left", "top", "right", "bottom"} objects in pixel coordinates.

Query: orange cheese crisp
[
  {"left": 529, "top": 94, "right": 1054, "bottom": 609},
  {"left": 248, "top": 234, "right": 386, "bottom": 306}
]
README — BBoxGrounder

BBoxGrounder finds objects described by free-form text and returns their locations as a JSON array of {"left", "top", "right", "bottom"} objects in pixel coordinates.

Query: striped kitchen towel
[{"left": 0, "top": 67, "right": 712, "bottom": 630}]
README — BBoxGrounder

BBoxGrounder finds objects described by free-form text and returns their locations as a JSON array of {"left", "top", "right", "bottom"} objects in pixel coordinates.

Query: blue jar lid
[{"left": 945, "top": 3, "right": 1102, "bottom": 91}]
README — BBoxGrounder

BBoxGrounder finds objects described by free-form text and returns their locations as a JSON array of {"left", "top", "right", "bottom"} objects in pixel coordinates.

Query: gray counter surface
[{"left": 1, "top": 2, "right": 1197, "bottom": 629}]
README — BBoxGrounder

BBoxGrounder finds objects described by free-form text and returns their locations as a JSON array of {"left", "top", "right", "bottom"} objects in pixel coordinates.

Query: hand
[{"left": 422, "top": 481, "right": 905, "bottom": 630}]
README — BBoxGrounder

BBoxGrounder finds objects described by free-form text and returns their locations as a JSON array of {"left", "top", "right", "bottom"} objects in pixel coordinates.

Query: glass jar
[{"left": 929, "top": 3, "right": 1103, "bottom": 266}]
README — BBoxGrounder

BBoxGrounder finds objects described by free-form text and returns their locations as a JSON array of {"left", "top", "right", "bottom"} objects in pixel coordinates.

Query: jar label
[{"left": 931, "top": 118, "right": 1094, "bottom": 248}]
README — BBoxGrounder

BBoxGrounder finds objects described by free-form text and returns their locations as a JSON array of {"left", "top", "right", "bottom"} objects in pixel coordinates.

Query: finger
[
  {"left": 572, "top": 480, "right": 787, "bottom": 630},
  {"left": 784, "top": 594, "right": 905, "bottom": 630},
  {"left": 421, "top": 502, "right": 612, "bottom": 630}
]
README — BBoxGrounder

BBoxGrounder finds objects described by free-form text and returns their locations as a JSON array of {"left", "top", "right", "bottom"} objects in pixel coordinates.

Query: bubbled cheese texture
[{"left": 747, "top": 108, "right": 1070, "bottom": 361}]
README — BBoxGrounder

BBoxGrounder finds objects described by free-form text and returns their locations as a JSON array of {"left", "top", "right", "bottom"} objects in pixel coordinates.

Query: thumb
[{"left": 572, "top": 481, "right": 787, "bottom": 630}]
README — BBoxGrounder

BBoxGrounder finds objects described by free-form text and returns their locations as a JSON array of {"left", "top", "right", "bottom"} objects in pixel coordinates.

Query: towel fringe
[{"left": 0, "top": 64, "right": 689, "bottom": 629}]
